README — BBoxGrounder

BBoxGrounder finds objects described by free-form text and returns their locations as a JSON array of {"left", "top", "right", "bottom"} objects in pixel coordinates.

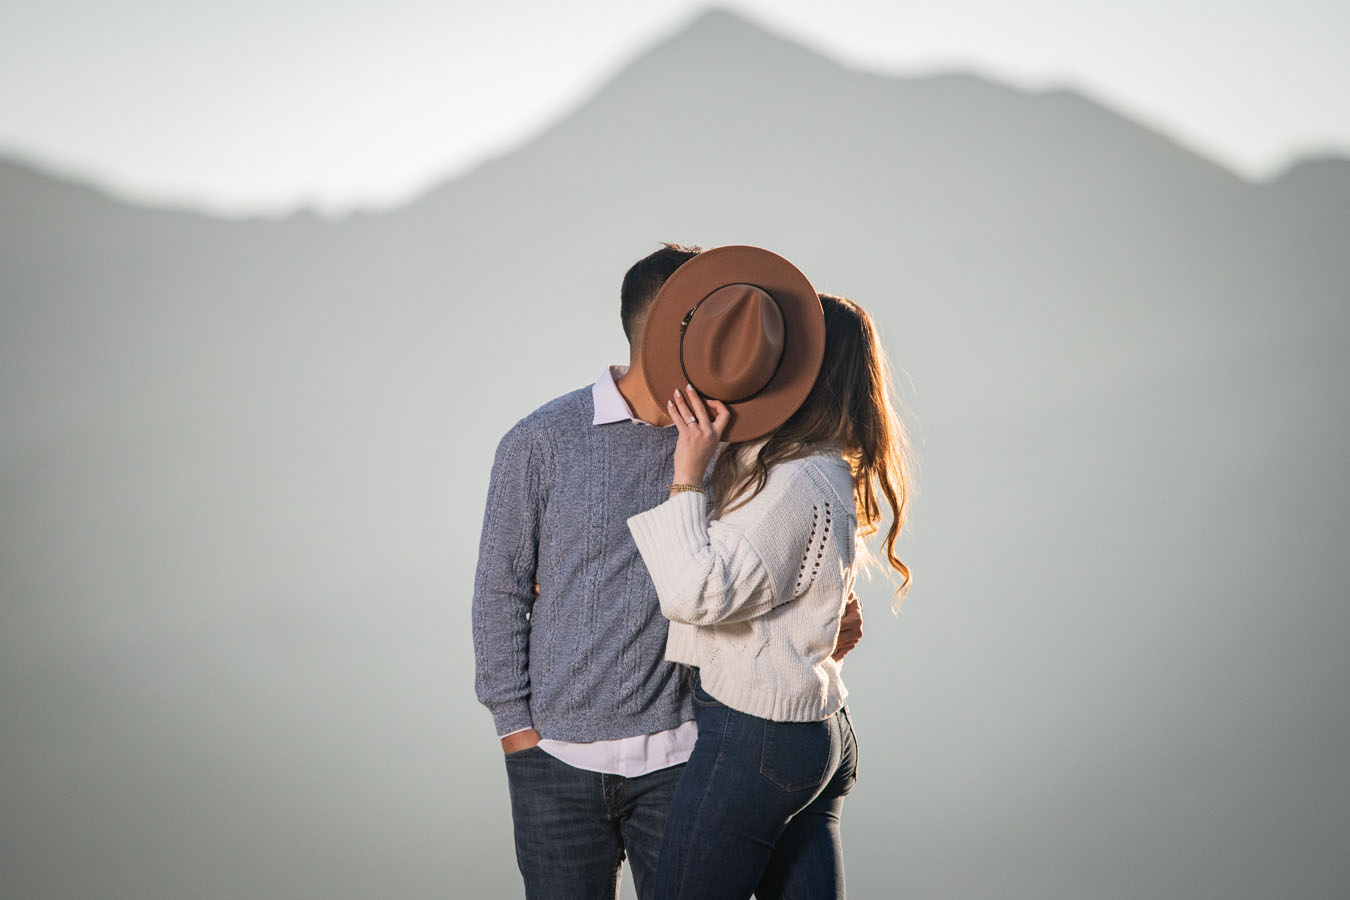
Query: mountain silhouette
[{"left": 1, "top": 8, "right": 1346, "bottom": 900}]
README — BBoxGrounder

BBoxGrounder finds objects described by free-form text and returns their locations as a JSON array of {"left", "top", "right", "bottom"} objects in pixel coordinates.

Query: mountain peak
[
  {"left": 651, "top": 5, "right": 821, "bottom": 67},
  {"left": 675, "top": 6, "right": 773, "bottom": 41}
]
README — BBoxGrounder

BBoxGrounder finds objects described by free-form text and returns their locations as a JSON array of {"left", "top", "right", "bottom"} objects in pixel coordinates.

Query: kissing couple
[{"left": 473, "top": 243, "right": 913, "bottom": 899}]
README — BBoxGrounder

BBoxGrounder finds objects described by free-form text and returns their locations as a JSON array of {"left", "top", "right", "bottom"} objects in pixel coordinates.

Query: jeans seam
[
  {"left": 674, "top": 709, "right": 732, "bottom": 899},
  {"left": 612, "top": 776, "right": 628, "bottom": 819}
]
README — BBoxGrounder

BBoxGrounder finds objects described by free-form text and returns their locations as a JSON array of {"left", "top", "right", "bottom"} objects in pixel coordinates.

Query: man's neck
[{"left": 616, "top": 360, "right": 673, "bottom": 427}]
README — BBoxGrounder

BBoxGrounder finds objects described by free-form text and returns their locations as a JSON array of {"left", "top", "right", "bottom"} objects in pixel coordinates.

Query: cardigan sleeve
[
  {"left": 626, "top": 464, "right": 816, "bottom": 626},
  {"left": 627, "top": 491, "right": 776, "bottom": 626}
]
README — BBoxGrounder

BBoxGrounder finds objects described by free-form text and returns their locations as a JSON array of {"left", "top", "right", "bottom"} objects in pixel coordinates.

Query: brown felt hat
[{"left": 639, "top": 245, "right": 824, "bottom": 442}]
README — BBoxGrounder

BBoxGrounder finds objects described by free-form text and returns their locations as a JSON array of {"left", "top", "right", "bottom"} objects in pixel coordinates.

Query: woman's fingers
[
  {"left": 707, "top": 399, "right": 731, "bottom": 438},
  {"left": 674, "top": 385, "right": 729, "bottom": 443},
  {"left": 672, "top": 388, "right": 696, "bottom": 427},
  {"left": 666, "top": 399, "right": 687, "bottom": 436},
  {"left": 683, "top": 384, "right": 711, "bottom": 428}
]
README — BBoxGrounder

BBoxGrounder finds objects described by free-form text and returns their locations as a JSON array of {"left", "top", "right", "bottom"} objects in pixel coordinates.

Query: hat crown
[
  {"left": 638, "top": 244, "right": 823, "bottom": 442},
  {"left": 681, "top": 284, "right": 785, "bottom": 403}
]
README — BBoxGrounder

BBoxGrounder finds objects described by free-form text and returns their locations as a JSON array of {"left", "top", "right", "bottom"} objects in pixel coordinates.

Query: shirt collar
[{"left": 592, "top": 365, "right": 638, "bottom": 425}]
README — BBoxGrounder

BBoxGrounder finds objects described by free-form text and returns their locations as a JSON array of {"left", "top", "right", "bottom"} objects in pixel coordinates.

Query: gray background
[
  {"left": 2, "top": 0, "right": 1346, "bottom": 214},
  {"left": 2, "top": 8, "right": 1348, "bottom": 899}
]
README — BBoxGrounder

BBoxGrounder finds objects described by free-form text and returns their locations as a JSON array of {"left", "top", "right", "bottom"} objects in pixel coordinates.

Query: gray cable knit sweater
[{"left": 471, "top": 386, "right": 694, "bottom": 741}]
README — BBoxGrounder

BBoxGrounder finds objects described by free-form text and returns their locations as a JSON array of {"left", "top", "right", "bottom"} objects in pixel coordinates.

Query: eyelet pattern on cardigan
[
  {"left": 627, "top": 452, "right": 858, "bottom": 723},
  {"left": 792, "top": 500, "right": 832, "bottom": 599}
]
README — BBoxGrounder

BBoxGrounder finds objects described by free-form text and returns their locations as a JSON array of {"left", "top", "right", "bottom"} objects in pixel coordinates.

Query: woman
[{"left": 627, "top": 291, "right": 914, "bottom": 900}]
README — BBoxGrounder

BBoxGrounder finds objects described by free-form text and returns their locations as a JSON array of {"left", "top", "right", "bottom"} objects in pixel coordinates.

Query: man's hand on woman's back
[
  {"left": 832, "top": 593, "right": 863, "bottom": 662},
  {"left": 498, "top": 588, "right": 861, "bottom": 753}
]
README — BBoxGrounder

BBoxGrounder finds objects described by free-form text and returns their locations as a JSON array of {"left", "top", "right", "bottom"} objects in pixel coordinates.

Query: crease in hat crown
[
  {"left": 680, "top": 283, "right": 786, "bottom": 403},
  {"left": 639, "top": 245, "right": 825, "bottom": 442}
]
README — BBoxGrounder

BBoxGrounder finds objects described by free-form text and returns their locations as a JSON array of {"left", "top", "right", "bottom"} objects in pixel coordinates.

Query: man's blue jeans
[
  {"left": 503, "top": 743, "right": 685, "bottom": 900},
  {"left": 652, "top": 675, "right": 859, "bottom": 900}
]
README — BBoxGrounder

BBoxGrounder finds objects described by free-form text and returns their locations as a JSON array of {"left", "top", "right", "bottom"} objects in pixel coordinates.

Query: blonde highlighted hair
[{"left": 710, "top": 292, "right": 916, "bottom": 607}]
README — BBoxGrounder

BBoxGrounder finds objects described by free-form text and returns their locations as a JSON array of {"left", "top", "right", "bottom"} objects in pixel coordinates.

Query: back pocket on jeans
[{"left": 760, "top": 719, "right": 830, "bottom": 792}]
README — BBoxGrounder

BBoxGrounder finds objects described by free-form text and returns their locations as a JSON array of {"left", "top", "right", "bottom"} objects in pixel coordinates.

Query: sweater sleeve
[
  {"left": 627, "top": 467, "right": 816, "bottom": 625},
  {"left": 471, "top": 421, "right": 544, "bottom": 737}
]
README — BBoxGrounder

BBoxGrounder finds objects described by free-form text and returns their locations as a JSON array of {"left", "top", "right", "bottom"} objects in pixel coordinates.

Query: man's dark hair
[{"left": 620, "top": 242, "right": 703, "bottom": 345}]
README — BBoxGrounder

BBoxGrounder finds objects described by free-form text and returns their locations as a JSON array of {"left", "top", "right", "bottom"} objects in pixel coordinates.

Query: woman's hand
[{"left": 669, "top": 383, "right": 730, "bottom": 486}]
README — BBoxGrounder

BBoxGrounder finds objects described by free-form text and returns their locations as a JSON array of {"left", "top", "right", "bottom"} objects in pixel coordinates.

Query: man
[{"left": 472, "top": 243, "right": 862, "bottom": 900}]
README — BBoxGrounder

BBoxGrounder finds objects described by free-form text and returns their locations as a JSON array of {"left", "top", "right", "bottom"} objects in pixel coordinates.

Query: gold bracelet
[{"left": 667, "top": 483, "right": 704, "bottom": 494}]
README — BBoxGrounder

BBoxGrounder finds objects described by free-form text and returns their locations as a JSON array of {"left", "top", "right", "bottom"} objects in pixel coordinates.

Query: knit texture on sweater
[
  {"left": 471, "top": 387, "right": 694, "bottom": 741},
  {"left": 627, "top": 452, "right": 858, "bottom": 722}
]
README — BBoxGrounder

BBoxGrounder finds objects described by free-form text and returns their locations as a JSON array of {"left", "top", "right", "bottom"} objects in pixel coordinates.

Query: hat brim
[{"left": 639, "top": 245, "right": 824, "bottom": 443}]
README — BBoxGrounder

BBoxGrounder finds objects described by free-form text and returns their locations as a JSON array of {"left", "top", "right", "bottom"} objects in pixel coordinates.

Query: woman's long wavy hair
[{"left": 709, "top": 292, "right": 916, "bottom": 606}]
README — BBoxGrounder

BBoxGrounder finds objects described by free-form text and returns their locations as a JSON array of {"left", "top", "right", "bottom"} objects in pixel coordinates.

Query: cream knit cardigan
[{"left": 627, "top": 450, "right": 857, "bottom": 722}]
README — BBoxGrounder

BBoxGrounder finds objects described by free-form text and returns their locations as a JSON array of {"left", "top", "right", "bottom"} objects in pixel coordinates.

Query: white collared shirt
[{"left": 502, "top": 365, "right": 697, "bottom": 776}]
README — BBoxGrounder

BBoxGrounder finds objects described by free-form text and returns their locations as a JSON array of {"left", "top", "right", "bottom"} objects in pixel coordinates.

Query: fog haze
[{"left": 2, "top": 9, "right": 1348, "bottom": 899}]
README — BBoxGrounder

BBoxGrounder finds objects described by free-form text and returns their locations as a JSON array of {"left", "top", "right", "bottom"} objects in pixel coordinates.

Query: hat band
[{"left": 678, "top": 285, "right": 789, "bottom": 405}]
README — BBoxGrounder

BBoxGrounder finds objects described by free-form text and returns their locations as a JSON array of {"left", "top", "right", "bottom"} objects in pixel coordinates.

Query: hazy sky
[{"left": 1, "top": 0, "right": 1346, "bottom": 216}]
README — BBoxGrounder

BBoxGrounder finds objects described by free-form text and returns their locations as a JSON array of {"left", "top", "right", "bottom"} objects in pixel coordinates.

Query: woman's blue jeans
[{"left": 652, "top": 674, "right": 859, "bottom": 900}]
